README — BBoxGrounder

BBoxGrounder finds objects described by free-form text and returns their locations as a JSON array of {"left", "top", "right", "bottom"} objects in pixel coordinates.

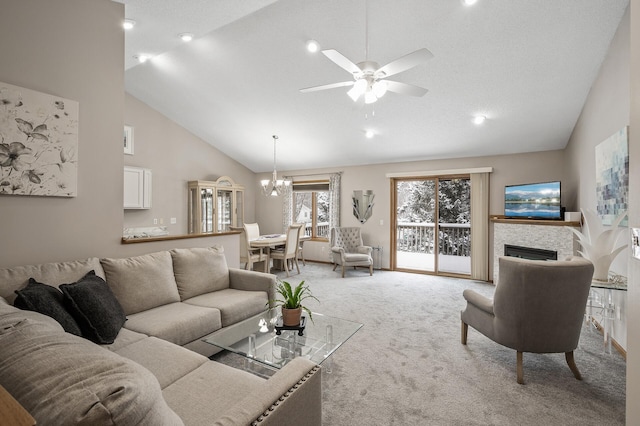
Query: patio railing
[{"left": 397, "top": 222, "right": 470, "bottom": 256}]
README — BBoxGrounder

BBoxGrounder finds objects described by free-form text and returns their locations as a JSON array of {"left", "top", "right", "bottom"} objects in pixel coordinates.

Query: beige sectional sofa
[{"left": 0, "top": 245, "right": 322, "bottom": 425}]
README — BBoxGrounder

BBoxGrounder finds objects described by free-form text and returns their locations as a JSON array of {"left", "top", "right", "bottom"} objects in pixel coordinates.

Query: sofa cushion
[
  {"left": 13, "top": 278, "right": 82, "bottom": 336},
  {"left": 115, "top": 336, "right": 207, "bottom": 389},
  {"left": 184, "top": 288, "right": 268, "bottom": 327},
  {"left": 101, "top": 251, "right": 180, "bottom": 315},
  {"left": 0, "top": 257, "right": 105, "bottom": 304},
  {"left": 60, "top": 271, "right": 127, "bottom": 344},
  {"left": 0, "top": 310, "right": 184, "bottom": 426},
  {"left": 124, "top": 302, "right": 222, "bottom": 346},
  {"left": 162, "top": 361, "right": 264, "bottom": 424},
  {"left": 102, "top": 327, "right": 149, "bottom": 352},
  {"left": 171, "top": 246, "right": 230, "bottom": 300}
]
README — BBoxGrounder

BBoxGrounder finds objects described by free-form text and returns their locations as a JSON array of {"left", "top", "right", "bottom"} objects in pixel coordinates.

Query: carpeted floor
[{"left": 221, "top": 262, "right": 626, "bottom": 425}]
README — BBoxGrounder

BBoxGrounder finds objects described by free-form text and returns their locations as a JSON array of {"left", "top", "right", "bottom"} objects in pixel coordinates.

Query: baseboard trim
[{"left": 590, "top": 319, "right": 627, "bottom": 360}]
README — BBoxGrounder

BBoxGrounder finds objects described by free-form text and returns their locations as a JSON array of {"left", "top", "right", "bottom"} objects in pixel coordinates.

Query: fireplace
[{"left": 504, "top": 244, "right": 557, "bottom": 261}]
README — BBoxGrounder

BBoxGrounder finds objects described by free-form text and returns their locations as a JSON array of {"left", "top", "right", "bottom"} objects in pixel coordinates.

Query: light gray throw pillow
[{"left": 171, "top": 246, "right": 230, "bottom": 300}]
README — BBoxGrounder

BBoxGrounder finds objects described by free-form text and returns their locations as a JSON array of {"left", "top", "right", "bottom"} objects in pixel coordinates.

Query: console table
[{"left": 587, "top": 278, "right": 627, "bottom": 355}]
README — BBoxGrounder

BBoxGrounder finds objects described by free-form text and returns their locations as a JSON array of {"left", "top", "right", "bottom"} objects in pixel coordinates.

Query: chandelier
[{"left": 261, "top": 135, "right": 291, "bottom": 196}]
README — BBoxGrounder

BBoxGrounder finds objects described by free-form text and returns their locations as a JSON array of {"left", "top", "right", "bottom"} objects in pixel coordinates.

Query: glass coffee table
[{"left": 204, "top": 309, "right": 362, "bottom": 373}]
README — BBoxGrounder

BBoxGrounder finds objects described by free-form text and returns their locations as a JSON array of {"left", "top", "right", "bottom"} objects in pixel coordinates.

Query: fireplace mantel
[
  {"left": 492, "top": 216, "right": 580, "bottom": 283},
  {"left": 490, "top": 216, "right": 581, "bottom": 227}
]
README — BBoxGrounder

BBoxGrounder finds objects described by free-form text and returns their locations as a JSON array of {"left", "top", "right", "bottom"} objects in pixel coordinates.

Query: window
[{"left": 293, "top": 180, "right": 330, "bottom": 240}]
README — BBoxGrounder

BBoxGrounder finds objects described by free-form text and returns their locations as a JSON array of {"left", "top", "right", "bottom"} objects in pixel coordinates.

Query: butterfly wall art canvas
[{"left": 0, "top": 81, "right": 79, "bottom": 197}]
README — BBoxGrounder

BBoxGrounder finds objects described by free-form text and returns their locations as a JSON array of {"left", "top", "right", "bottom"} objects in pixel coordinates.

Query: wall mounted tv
[{"left": 504, "top": 181, "right": 562, "bottom": 220}]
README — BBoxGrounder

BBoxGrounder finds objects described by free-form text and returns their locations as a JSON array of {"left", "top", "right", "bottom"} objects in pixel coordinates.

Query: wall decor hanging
[
  {"left": 0, "top": 81, "right": 79, "bottom": 197},
  {"left": 595, "top": 127, "right": 628, "bottom": 225},
  {"left": 124, "top": 125, "right": 134, "bottom": 155},
  {"left": 352, "top": 190, "right": 374, "bottom": 223}
]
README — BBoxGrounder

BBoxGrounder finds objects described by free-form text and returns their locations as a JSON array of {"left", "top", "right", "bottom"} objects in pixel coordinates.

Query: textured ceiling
[{"left": 121, "top": 0, "right": 629, "bottom": 173}]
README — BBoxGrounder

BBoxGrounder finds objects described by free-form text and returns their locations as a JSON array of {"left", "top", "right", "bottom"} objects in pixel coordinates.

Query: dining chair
[
  {"left": 292, "top": 222, "right": 306, "bottom": 266},
  {"left": 270, "top": 224, "right": 302, "bottom": 277},
  {"left": 240, "top": 223, "right": 267, "bottom": 272}
]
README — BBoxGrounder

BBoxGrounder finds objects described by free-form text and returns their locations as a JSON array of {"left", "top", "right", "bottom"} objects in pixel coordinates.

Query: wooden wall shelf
[{"left": 490, "top": 215, "right": 580, "bottom": 227}]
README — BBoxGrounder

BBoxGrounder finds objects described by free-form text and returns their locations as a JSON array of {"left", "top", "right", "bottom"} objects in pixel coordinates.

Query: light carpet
[{"left": 219, "top": 262, "right": 626, "bottom": 425}]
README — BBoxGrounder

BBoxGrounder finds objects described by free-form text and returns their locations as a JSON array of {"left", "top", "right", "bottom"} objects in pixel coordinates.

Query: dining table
[{"left": 250, "top": 234, "right": 310, "bottom": 272}]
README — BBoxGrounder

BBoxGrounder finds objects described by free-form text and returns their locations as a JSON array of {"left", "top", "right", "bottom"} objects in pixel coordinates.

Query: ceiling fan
[
  {"left": 300, "top": 48, "right": 433, "bottom": 104},
  {"left": 299, "top": 0, "right": 433, "bottom": 104}
]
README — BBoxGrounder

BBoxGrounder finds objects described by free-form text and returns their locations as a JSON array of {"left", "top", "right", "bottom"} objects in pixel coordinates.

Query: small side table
[{"left": 588, "top": 277, "right": 627, "bottom": 354}]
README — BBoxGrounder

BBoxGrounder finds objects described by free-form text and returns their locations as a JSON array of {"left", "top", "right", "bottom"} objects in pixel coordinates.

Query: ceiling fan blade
[
  {"left": 299, "top": 81, "right": 354, "bottom": 93},
  {"left": 322, "top": 49, "right": 362, "bottom": 75},
  {"left": 376, "top": 48, "right": 434, "bottom": 78},
  {"left": 385, "top": 80, "right": 429, "bottom": 97}
]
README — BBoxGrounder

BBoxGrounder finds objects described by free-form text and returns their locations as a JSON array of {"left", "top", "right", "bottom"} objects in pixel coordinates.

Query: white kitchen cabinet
[{"left": 124, "top": 166, "right": 152, "bottom": 209}]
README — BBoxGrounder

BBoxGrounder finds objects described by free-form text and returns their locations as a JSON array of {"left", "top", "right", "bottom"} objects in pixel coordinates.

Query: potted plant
[{"left": 270, "top": 280, "right": 318, "bottom": 326}]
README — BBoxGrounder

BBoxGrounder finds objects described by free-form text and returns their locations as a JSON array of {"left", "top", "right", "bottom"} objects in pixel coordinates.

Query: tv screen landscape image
[{"left": 504, "top": 181, "right": 561, "bottom": 219}]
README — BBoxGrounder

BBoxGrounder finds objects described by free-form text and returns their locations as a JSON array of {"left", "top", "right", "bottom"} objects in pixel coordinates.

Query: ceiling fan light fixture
[
  {"left": 372, "top": 80, "right": 388, "bottom": 98},
  {"left": 347, "top": 79, "right": 367, "bottom": 101},
  {"left": 365, "top": 130, "right": 374, "bottom": 139},
  {"left": 364, "top": 90, "right": 377, "bottom": 104},
  {"left": 462, "top": 0, "right": 478, "bottom": 6}
]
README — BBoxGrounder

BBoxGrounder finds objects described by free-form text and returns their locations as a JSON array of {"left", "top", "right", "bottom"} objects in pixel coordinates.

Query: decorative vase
[
  {"left": 282, "top": 307, "right": 302, "bottom": 326},
  {"left": 568, "top": 208, "right": 628, "bottom": 281}
]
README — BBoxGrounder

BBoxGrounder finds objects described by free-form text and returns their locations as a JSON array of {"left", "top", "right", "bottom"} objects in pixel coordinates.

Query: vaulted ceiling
[{"left": 118, "top": 0, "right": 629, "bottom": 172}]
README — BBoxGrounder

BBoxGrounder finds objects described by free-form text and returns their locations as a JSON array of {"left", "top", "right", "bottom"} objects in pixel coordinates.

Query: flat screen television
[{"left": 504, "top": 181, "right": 562, "bottom": 220}]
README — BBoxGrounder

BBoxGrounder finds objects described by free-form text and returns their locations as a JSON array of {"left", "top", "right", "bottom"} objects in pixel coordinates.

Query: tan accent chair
[
  {"left": 293, "top": 222, "right": 306, "bottom": 266},
  {"left": 461, "top": 256, "right": 594, "bottom": 384},
  {"left": 330, "top": 227, "right": 373, "bottom": 278},
  {"left": 240, "top": 223, "right": 268, "bottom": 272},
  {"left": 271, "top": 224, "right": 302, "bottom": 277}
]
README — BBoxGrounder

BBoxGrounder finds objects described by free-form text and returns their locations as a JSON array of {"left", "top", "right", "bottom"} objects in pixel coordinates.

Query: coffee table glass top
[{"left": 203, "top": 310, "right": 362, "bottom": 370}]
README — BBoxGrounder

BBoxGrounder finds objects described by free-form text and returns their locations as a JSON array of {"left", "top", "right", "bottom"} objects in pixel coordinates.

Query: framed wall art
[
  {"left": 595, "top": 126, "right": 629, "bottom": 225},
  {"left": 0, "top": 81, "right": 79, "bottom": 197}
]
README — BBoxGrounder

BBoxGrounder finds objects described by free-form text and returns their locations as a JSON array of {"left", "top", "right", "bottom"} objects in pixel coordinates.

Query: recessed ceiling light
[
  {"left": 365, "top": 130, "right": 374, "bottom": 139},
  {"left": 123, "top": 19, "right": 136, "bottom": 30},
  {"left": 134, "top": 54, "right": 150, "bottom": 63},
  {"left": 179, "top": 33, "right": 194, "bottom": 42},
  {"left": 306, "top": 40, "right": 320, "bottom": 53},
  {"left": 462, "top": 0, "right": 478, "bottom": 6},
  {"left": 473, "top": 115, "right": 486, "bottom": 125}
]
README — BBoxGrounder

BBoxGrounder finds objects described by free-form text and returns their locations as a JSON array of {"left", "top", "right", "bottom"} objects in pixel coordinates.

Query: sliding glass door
[{"left": 392, "top": 176, "right": 471, "bottom": 276}]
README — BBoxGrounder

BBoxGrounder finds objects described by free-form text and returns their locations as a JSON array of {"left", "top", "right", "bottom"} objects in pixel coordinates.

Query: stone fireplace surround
[{"left": 492, "top": 217, "right": 580, "bottom": 283}]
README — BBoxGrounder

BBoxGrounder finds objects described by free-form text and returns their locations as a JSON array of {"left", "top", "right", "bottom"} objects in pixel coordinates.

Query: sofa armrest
[
  {"left": 462, "top": 289, "right": 494, "bottom": 315},
  {"left": 228, "top": 268, "right": 277, "bottom": 308},
  {"left": 212, "top": 358, "right": 322, "bottom": 426}
]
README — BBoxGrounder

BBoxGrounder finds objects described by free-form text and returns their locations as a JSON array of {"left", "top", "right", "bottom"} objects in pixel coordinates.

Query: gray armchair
[
  {"left": 461, "top": 256, "right": 594, "bottom": 384},
  {"left": 330, "top": 227, "right": 373, "bottom": 278}
]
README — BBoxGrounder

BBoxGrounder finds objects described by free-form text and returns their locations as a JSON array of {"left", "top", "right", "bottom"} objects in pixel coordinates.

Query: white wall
[
  {"left": 565, "top": 8, "right": 630, "bottom": 350},
  {"left": 124, "top": 93, "right": 258, "bottom": 235},
  {"left": 627, "top": 1, "right": 640, "bottom": 422},
  {"left": 256, "top": 149, "right": 566, "bottom": 276},
  {"left": 0, "top": 0, "right": 124, "bottom": 268}
]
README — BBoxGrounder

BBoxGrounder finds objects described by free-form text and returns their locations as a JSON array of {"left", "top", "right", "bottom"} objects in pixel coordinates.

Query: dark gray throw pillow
[
  {"left": 60, "top": 270, "right": 127, "bottom": 344},
  {"left": 14, "top": 278, "right": 83, "bottom": 336}
]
